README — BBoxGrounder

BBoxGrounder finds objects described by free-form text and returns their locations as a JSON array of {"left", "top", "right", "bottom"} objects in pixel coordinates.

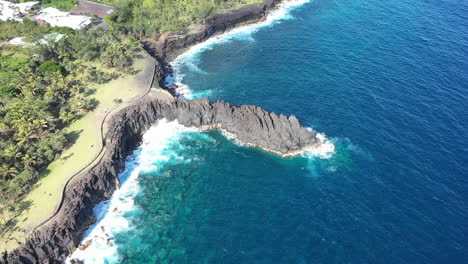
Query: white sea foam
[
  {"left": 304, "top": 132, "right": 336, "bottom": 159},
  {"left": 166, "top": 0, "right": 312, "bottom": 99},
  {"left": 65, "top": 124, "right": 334, "bottom": 263},
  {"left": 65, "top": 119, "right": 194, "bottom": 264}
]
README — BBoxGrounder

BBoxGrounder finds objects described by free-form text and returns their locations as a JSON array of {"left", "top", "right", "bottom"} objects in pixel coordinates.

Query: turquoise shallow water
[{"left": 68, "top": 0, "right": 468, "bottom": 263}]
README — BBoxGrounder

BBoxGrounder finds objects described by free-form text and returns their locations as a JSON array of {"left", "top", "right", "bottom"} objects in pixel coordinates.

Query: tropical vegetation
[
  {"left": 41, "top": 0, "right": 78, "bottom": 11},
  {"left": 0, "top": 21, "right": 139, "bottom": 226},
  {"left": 102, "top": 0, "right": 262, "bottom": 38},
  {"left": 1, "top": 0, "right": 259, "bottom": 233}
]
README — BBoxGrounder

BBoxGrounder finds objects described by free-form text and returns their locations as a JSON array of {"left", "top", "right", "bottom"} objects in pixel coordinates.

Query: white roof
[
  {"left": 37, "top": 7, "right": 92, "bottom": 30},
  {"left": 17, "top": 2, "right": 39, "bottom": 13},
  {"left": 0, "top": 0, "right": 38, "bottom": 22},
  {"left": 0, "top": 0, "right": 21, "bottom": 22},
  {"left": 7, "top": 33, "right": 65, "bottom": 47},
  {"left": 8, "top": 36, "right": 27, "bottom": 46}
]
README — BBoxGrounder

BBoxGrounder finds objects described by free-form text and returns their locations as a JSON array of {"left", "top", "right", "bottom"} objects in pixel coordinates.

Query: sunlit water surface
[{"left": 68, "top": 0, "right": 467, "bottom": 263}]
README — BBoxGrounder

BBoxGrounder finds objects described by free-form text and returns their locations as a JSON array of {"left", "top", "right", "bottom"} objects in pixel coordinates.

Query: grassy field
[{"left": 0, "top": 53, "right": 153, "bottom": 252}]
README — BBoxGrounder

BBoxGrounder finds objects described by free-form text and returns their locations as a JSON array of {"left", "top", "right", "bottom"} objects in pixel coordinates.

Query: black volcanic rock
[
  {"left": 2, "top": 97, "right": 318, "bottom": 264},
  {"left": 143, "top": 0, "right": 282, "bottom": 60},
  {"left": 112, "top": 97, "right": 318, "bottom": 155},
  {"left": 1, "top": 1, "right": 318, "bottom": 263}
]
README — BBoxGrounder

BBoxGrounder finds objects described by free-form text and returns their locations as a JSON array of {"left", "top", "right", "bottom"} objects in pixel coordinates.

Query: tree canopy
[
  {"left": 0, "top": 23, "right": 139, "bottom": 226},
  {"left": 104, "top": 0, "right": 260, "bottom": 38}
]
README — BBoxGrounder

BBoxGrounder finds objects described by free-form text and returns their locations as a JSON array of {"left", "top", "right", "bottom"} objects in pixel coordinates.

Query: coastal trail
[{"left": 0, "top": 52, "right": 170, "bottom": 252}]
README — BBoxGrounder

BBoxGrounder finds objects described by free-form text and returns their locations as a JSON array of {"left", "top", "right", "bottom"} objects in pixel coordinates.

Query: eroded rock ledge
[
  {"left": 120, "top": 97, "right": 319, "bottom": 155},
  {"left": 2, "top": 97, "right": 318, "bottom": 263}
]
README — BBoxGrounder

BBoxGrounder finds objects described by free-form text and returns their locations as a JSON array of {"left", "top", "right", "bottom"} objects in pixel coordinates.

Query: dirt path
[
  {"left": 30, "top": 56, "right": 158, "bottom": 233},
  {"left": 0, "top": 53, "right": 162, "bottom": 252}
]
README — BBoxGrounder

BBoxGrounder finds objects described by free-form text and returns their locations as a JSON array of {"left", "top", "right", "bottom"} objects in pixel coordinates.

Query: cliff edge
[
  {"left": 2, "top": 97, "right": 318, "bottom": 263},
  {"left": 0, "top": 1, "right": 318, "bottom": 263}
]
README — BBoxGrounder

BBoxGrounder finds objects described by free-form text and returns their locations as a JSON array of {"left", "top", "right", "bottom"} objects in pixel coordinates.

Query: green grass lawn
[{"left": 0, "top": 53, "right": 152, "bottom": 252}]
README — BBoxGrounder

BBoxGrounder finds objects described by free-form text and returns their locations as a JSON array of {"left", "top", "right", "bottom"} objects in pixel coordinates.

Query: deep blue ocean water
[{"left": 68, "top": 0, "right": 468, "bottom": 263}]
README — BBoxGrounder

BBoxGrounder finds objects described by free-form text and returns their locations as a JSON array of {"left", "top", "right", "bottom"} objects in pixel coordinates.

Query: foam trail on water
[
  {"left": 304, "top": 131, "right": 336, "bottom": 159},
  {"left": 301, "top": 128, "right": 336, "bottom": 177},
  {"left": 165, "top": 0, "right": 312, "bottom": 99},
  {"left": 65, "top": 119, "right": 195, "bottom": 264}
]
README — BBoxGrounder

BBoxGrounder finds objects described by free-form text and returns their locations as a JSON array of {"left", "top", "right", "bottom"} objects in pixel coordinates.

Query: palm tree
[
  {"left": 2, "top": 145, "right": 20, "bottom": 160},
  {"left": 0, "top": 164, "right": 18, "bottom": 181},
  {"left": 21, "top": 154, "right": 36, "bottom": 167},
  {"left": 59, "top": 111, "right": 75, "bottom": 124}
]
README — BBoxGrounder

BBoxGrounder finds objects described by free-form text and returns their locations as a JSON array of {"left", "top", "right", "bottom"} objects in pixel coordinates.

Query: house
[
  {"left": 0, "top": 0, "right": 38, "bottom": 22},
  {"left": 36, "top": 7, "right": 92, "bottom": 30}
]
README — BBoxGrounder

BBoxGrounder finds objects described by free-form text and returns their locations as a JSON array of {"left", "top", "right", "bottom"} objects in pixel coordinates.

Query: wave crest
[
  {"left": 65, "top": 119, "right": 194, "bottom": 264},
  {"left": 165, "top": 0, "right": 312, "bottom": 99}
]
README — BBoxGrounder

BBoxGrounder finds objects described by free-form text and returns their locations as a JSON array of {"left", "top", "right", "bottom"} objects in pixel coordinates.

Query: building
[
  {"left": 0, "top": 0, "right": 38, "bottom": 22},
  {"left": 36, "top": 7, "right": 92, "bottom": 30}
]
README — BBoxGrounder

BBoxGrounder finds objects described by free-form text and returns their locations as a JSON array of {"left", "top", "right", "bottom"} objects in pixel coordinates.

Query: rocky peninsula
[
  {"left": 2, "top": 96, "right": 319, "bottom": 263},
  {"left": 1, "top": 0, "right": 320, "bottom": 263}
]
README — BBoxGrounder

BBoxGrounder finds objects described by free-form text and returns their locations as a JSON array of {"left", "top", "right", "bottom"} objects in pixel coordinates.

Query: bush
[
  {"left": 38, "top": 60, "right": 65, "bottom": 75},
  {"left": 42, "top": 0, "right": 77, "bottom": 11},
  {"left": 0, "top": 86, "right": 17, "bottom": 97}
]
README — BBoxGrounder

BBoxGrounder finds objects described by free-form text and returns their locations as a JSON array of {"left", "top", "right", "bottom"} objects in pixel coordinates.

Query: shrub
[
  {"left": 38, "top": 60, "right": 65, "bottom": 75},
  {"left": 0, "top": 86, "right": 17, "bottom": 97}
]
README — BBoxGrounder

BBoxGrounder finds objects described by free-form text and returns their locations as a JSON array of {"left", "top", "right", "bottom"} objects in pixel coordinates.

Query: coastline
[
  {"left": 1, "top": 1, "right": 312, "bottom": 263},
  {"left": 143, "top": 0, "right": 285, "bottom": 92}
]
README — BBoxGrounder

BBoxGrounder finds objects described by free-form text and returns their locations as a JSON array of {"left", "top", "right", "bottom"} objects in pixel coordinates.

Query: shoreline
[
  {"left": 164, "top": 0, "right": 312, "bottom": 99},
  {"left": 143, "top": 0, "right": 285, "bottom": 93},
  {"left": 199, "top": 125, "right": 323, "bottom": 158},
  {"left": 1, "top": 1, "right": 318, "bottom": 263}
]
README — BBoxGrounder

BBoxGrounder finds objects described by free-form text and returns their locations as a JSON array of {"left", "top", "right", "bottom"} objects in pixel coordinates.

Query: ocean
[{"left": 67, "top": 0, "right": 468, "bottom": 263}]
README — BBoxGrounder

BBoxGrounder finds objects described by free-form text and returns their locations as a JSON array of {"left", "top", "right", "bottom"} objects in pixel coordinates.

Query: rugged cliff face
[
  {"left": 2, "top": 97, "right": 318, "bottom": 264},
  {"left": 113, "top": 97, "right": 318, "bottom": 155},
  {"left": 143, "top": 0, "right": 282, "bottom": 60},
  {"left": 144, "top": 0, "right": 282, "bottom": 90}
]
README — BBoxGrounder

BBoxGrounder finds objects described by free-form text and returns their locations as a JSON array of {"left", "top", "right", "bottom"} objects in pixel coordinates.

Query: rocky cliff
[
  {"left": 1, "top": 1, "right": 315, "bottom": 263},
  {"left": 2, "top": 97, "right": 318, "bottom": 263},
  {"left": 143, "top": 0, "right": 282, "bottom": 91},
  {"left": 112, "top": 97, "right": 318, "bottom": 155},
  {"left": 143, "top": 0, "right": 282, "bottom": 61}
]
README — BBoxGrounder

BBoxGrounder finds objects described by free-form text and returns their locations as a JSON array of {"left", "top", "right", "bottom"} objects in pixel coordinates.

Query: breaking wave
[
  {"left": 165, "top": 0, "right": 312, "bottom": 99},
  {"left": 65, "top": 119, "right": 195, "bottom": 264}
]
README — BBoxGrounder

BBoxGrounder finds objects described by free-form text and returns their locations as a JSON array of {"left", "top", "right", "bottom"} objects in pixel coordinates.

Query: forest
[{"left": 0, "top": 20, "right": 139, "bottom": 223}]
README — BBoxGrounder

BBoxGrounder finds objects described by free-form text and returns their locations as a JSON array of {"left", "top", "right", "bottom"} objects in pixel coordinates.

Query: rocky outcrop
[
  {"left": 2, "top": 97, "right": 318, "bottom": 264},
  {"left": 1, "top": 1, "right": 313, "bottom": 263},
  {"left": 112, "top": 97, "right": 318, "bottom": 155}
]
